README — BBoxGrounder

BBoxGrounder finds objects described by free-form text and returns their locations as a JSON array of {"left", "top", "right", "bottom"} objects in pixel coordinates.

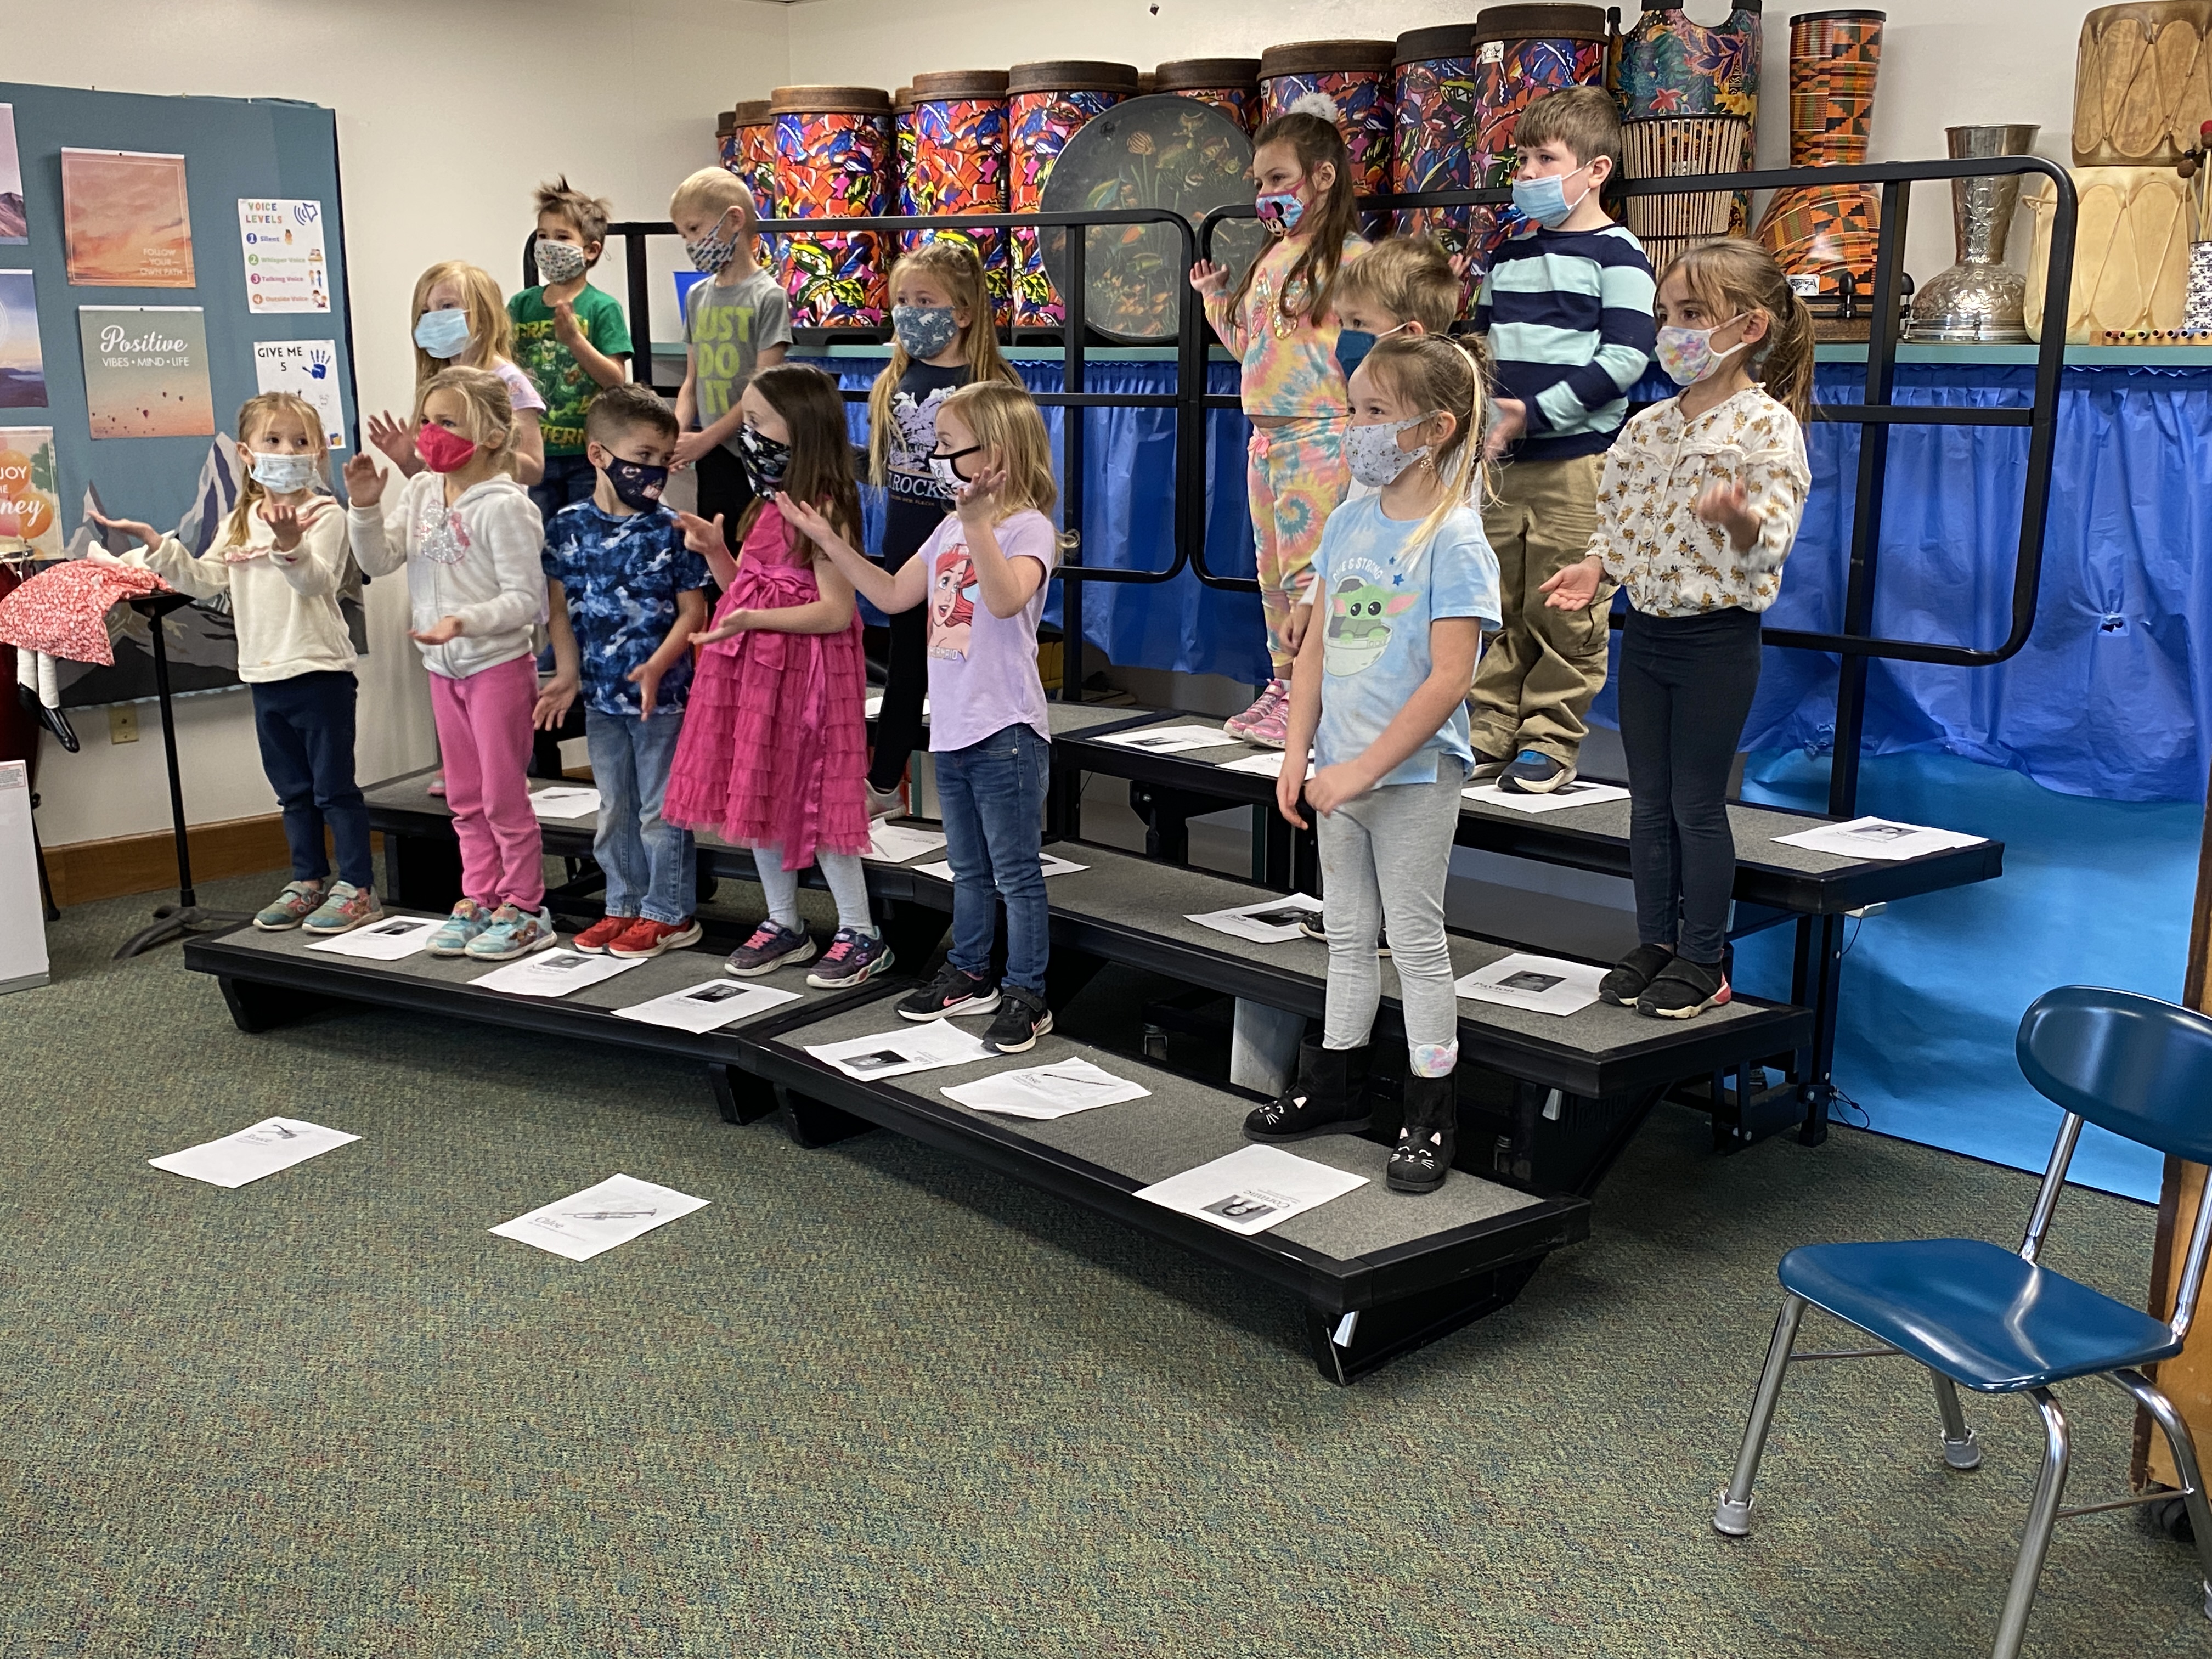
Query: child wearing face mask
[
  {"left": 1257, "top": 335, "right": 1500, "bottom": 1196},
  {"left": 1541, "top": 239, "right": 1812, "bottom": 1022},
  {"left": 532, "top": 384, "right": 712, "bottom": 961},
  {"left": 1188, "top": 93, "right": 1369, "bottom": 748},
  {"left": 861, "top": 239, "right": 1022, "bottom": 818},
  {"left": 92, "top": 393, "right": 380, "bottom": 938},
  {"left": 670, "top": 168, "right": 792, "bottom": 554},
  {"left": 510, "top": 177, "right": 635, "bottom": 518},
  {"left": 346, "top": 368, "right": 555, "bottom": 962},
  {"left": 663, "top": 364, "right": 889, "bottom": 990},
  {"left": 368, "top": 262, "right": 548, "bottom": 488},
  {"left": 1329, "top": 235, "right": 1465, "bottom": 505},
  {"left": 1470, "top": 86, "right": 1656, "bottom": 798}
]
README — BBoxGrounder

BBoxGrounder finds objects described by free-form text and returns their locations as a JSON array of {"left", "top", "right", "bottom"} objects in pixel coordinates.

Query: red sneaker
[
  {"left": 573, "top": 915, "right": 633, "bottom": 954},
  {"left": 608, "top": 916, "right": 706, "bottom": 959}
]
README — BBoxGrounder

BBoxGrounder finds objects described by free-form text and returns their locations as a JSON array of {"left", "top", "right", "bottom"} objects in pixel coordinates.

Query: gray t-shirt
[{"left": 682, "top": 268, "right": 793, "bottom": 454}]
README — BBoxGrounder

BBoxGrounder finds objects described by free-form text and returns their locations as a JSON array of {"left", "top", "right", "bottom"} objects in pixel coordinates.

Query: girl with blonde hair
[{"left": 366, "top": 261, "right": 548, "bottom": 486}]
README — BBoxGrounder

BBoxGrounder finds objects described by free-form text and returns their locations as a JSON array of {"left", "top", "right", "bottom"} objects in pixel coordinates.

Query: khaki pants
[{"left": 1471, "top": 452, "right": 1612, "bottom": 763}]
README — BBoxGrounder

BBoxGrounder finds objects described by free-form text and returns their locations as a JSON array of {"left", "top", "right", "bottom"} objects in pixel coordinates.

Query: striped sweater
[{"left": 1471, "top": 223, "right": 1657, "bottom": 462}]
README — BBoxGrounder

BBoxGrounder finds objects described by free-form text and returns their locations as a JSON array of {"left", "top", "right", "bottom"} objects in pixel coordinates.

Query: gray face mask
[
  {"left": 683, "top": 208, "right": 743, "bottom": 273},
  {"left": 1343, "top": 414, "right": 1437, "bottom": 488},
  {"left": 893, "top": 304, "right": 961, "bottom": 360},
  {"left": 534, "top": 238, "right": 588, "bottom": 283}
]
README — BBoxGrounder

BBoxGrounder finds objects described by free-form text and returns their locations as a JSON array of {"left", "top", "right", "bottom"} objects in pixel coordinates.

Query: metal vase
[{"left": 1908, "top": 123, "right": 2041, "bottom": 342}]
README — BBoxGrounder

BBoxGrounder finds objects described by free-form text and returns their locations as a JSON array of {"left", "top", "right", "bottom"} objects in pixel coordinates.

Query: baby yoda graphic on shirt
[{"left": 1324, "top": 569, "right": 1421, "bottom": 678}]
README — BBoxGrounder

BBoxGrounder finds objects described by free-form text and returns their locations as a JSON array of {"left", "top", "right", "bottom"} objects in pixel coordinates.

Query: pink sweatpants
[{"left": 428, "top": 654, "right": 545, "bottom": 911}]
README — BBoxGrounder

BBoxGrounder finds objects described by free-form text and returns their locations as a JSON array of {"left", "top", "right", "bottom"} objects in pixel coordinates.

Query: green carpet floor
[{"left": 5, "top": 871, "right": 2208, "bottom": 1657}]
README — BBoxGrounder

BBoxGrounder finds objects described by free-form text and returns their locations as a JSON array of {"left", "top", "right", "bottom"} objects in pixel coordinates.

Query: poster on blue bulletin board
[{"left": 0, "top": 82, "right": 359, "bottom": 708}]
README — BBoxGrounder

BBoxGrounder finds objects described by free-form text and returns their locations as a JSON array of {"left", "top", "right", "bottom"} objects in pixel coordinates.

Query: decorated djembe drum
[
  {"left": 1257, "top": 40, "right": 1397, "bottom": 233},
  {"left": 733, "top": 99, "right": 781, "bottom": 284},
  {"left": 1615, "top": 2, "right": 1762, "bottom": 269},
  {"left": 1755, "top": 9, "right": 1886, "bottom": 317},
  {"left": 1392, "top": 24, "right": 1483, "bottom": 261},
  {"left": 771, "top": 85, "right": 895, "bottom": 328},
  {"left": 893, "top": 89, "right": 917, "bottom": 215},
  {"left": 717, "top": 110, "right": 740, "bottom": 172},
  {"left": 1155, "top": 59, "right": 1261, "bottom": 134},
  {"left": 1468, "top": 5, "right": 1610, "bottom": 267},
  {"left": 1008, "top": 61, "right": 1138, "bottom": 328},
  {"left": 906, "top": 69, "right": 1012, "bottom": 325}
]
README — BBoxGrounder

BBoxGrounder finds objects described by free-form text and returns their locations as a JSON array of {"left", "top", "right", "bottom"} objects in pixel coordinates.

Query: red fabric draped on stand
[{"left": 0, "top": 558, "right": 172, "bottom": 667}]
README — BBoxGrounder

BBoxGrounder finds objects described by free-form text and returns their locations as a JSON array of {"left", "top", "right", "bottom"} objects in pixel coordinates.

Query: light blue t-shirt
[{"left": 1313, "top": 495, "right": 1502, "bottom": 787}]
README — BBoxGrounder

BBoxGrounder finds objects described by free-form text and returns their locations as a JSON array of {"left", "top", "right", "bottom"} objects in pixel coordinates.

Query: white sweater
[
  {"left": 127, "top": 499, "right": 356, "bottom": 683},
  {"left": 349, "top": 472, "right": 544, "bottom": 680}
]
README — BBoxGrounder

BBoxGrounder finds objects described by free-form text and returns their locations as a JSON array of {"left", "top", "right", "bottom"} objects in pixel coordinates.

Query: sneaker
[
  {"left": 1470, "top": 748, "right": 1513, "bottom": 783},
  {"left": 426, "top": 773, "right": 447, "bottom": 798},
  {"left": 809, "top": 927, "right": 894, "bottom": 988},
  {"left": 1498, "top": 750, "right": 1576, "bottom": 794},
  {"left": 1637, "top": 955, "right": 1731, "bottom": 1020},
  {"left": 253, "top": 880, "right": 324, "bottom": 932},
  {"left": 1224, "top": 679, "right": 1285, "bottom": 741},
  {"left": 897, "top": 962, "right": 1001, "bottom": 1021},
  {"left": 725, "top": 920, "right": 815, "bottom": 977},
  {"left": 608, "top": 917, "right": 704, "bottom": 960},
  {"left": 983, "top": 985, "right": 1053, "bottom": 1053},
  {"left": 865, "top": 780, "right": 906, "bottom": 821},
  {"left": 1601, "top": 943, "right": 1675, "bottom": 1007},
  {"left": 1244, "top": 1042, "right": 1372, "bottom": 1142},
  {"left": 572, "top": 915, "right": 634, "bottom": 954},
  {"left": 300, "top": 881, "right": 383, "bottom": 936},
  {"left": 1243, "top": 686, "right": 1292, "bottom": 749},
  {"left": 464, "top": 904, "right": 560, "bottom": 961},
  {"left": 427, "top": 899, "right": 493, "bottom": 957}
]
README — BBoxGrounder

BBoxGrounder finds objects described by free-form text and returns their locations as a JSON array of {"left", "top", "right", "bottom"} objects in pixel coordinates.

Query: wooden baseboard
[{"left": 43, "top": 814, "right": 381, "bottom": 909}]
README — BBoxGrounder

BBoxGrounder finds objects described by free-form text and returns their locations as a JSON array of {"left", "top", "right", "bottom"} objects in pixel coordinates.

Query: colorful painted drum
[
  {"left": 1258, "top": 40, "right": 1397, "bottom": 232},
  {"left": 1392, "top": 24, "right": 1483, "bottom": 265},
  {"left": 771, "top": 85, "right": 895, "bottom": 328},
  {"left": 1008, "top": 60, "right": 1139, "bottom": 327},
  {"left": 1615, "top": 2, "right": 1764, "bottom": 120},
  {"left": 733, "top": 99, "right": 781, "bottom": 284},
  {"left": 1471, "top": 6, "right": 1610, "bottom": 188},
  {"left": 894, "top": 89, "right": 917, "bottom": 216},
  {"left": 717, "top": 110, "right": 740, "bottom": 172},
  {"left": 1155, "top": 58, "right": 1262, "bottom": 133},
  {"left": 1755, "top": 10, "right": 1886, "bottom": 311},
  {"left": 907, "top": 69, "right": 1012, "bottom": 326}
]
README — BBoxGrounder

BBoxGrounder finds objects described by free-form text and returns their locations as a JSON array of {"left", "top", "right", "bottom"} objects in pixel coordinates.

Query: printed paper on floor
[
  {"left": 1463, "top": 780, "right": 1630, "bottom": 815},
  {"left": 1135, "top": 1143, "right": 1367, "bottom": 1235},
  {"left": 527, "top": 786, "right": 600, "bottom": 820},
  {"left": 911, "top": 852, "right": 1087, "bottom": 883},
  {"left": 805, "top": 1021, "right": 994, "bottom": 1081},
  {"left": 306, "top": 913, "right": 441, "bottom": 961},
  {"left": 1091, "top": 723, "right": 1243, "bottom": 755},
  {"left": 613, "top": 978, "right": 802, "bottom": 1034},
  {"left": 1770, "top": 816, "right": 1987, "bottom": 862},
  {"left": 1455, "top": 953, "right": 1607, "bottom": 1018},
  {"left": 863, "top": 822, "right": 948, "bottom": 864},
  {"left": 1186, "top": 893, "right": 1324, "bottom": 945},
  {"left": 149, "top": 1118, "right": 360, "bottom": 1189},
  {"left": 489, "top": 1172, "right": 710, "bottom": 1262},
  {"left": 470, "top": 949, "right": 643, "bottom": 998},
  {"left": 941, "top": 1057, "right": 1152, "bottom": 1119}
]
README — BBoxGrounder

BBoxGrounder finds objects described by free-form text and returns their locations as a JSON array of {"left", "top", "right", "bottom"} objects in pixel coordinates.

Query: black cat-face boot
[
  {"left": 1388, "top": 1073, "right": 1459, "bottom": 1195},
  {"left": 1243, "top": 1040, "right": 1372, "bottom": 1142}
]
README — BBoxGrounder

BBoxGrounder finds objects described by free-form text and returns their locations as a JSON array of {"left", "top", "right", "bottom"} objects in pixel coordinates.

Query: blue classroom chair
[{"left": 1713, "top": 985, "right": 2212, "bottom": 1659}]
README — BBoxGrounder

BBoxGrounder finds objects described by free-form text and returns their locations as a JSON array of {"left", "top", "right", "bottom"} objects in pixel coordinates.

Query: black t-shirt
[{"left": 882, "top": 359, "right": 971, "bottom": 507}]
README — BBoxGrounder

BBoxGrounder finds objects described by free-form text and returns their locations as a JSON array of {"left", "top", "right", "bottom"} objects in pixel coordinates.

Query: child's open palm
[
  {"left": 1188, "top": 259, "right": 1230, "bottom": 298},
  {"left": 365, "top": 410, "right": 414, "bottom": 470},
  {"left": 953, "top": 464, "right": 1007, "bottom": 525},
  {"left": 673, "top": 510, "right": 729, "bottom": 560},
  {"left": 1541, "top": 556, "right": 1602, "bottom": 611},
  {"left": 342, "top": 452, "right": 386, "bottom": 507},
  {"left": 770, "top": 492, "right": 832, "bottom": 543},
  {"left": 86, "top": 506, "right": 160, "bottom": 554},
  {"left": 690, "top": 608, "right": 751, "bottom": 647},
  {"left": 262, "top": 501, "right": 305, "bottom": 552}
]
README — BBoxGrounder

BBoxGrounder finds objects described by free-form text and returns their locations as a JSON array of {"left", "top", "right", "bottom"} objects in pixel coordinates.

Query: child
[
  {"left": 532, "top": 383, "right": 710, "bottom": 960},
  {"left": 1252, "top": 335, "right": 1500, "bottom": 1196},
  {"left": 1542, "top": 239, "right": 1812, "bottom": 1020},
  {"left": 1188, "top": 95, "right": 1369, "bottom": 748},
  {"left": 346, "top": 368, "right": 555, "bottom": 961},
  {"left": 663, "top": 364, "right": 889, "bottom": 991},
  {"left": 91, "top": 393, "right": 380, "bottom": 936},
  {"left": 797, "top": 380, "right": 1066, "bottom": 1053},
  {"left": 511, "top": 177, "right": 634, "bottom": 518},
  {"left": 670, "top": 168, "right": 791, "bottom": 551},
  {"left": 1470, "top": 86, "right": 1656, "bottom": 794},
  {"left": 368, "top": 262, "right": 548, "bottom": 488},
  {"left": 1330, "top": 233, "right": 1462, "bottom": 377},
  {"left": 862, "top": 239, "right": 1022, "bottom": 817}
]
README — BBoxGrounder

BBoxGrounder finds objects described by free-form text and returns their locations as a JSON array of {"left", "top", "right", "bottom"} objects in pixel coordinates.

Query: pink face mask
[{"left": 414, "top": 421, "right": 478, "bottom": 473}]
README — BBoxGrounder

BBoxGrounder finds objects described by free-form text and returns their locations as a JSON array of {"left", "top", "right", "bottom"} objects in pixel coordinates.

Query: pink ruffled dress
[{"left": 663, "top": 507, "right": 872, "bottom": 868}]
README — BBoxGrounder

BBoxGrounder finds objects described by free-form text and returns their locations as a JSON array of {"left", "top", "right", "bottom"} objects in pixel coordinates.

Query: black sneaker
[
  {"left": 1244, "top": 1042, "right": 1371, "bottom": 1141},
  {"left": 1498, "top": 749, "right": 1576, "bottom": 794},
  {"left": 897, "top": 962, "right": 1001, "bottom": 1021},
  {"left": 1600, "top": 943, "right": 1675, "bottom": 1007},
  {"left": 1637, "top": 955, "right": 1731, "bottom": 1020},
  {"left": 983, "top": 986, "right": 1053, "bottom": 1053}
]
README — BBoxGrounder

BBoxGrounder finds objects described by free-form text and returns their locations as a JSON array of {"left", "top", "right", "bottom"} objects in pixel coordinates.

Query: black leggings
[
  {"left": 867, "top": 496, "right": 939, "bottom": 792},
  {"left": 1617, "top": 605, "right": 1762, "bottom": 966}
]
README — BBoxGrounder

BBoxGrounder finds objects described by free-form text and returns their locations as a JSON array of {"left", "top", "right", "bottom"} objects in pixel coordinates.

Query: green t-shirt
[{"left": 508, "top": 283, "right": 633, "bottom": 455}]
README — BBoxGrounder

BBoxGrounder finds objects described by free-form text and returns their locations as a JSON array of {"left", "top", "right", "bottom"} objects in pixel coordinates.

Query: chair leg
[
  {"left": 2113, "top": 1368, "right": 2212, "bottom": 1620},
  {"left": 1989, "top": 1388, "right": 2070, "bottom": 1659},
  {"left": 1714, "top": 1294, "right": 1807, "bottom": 1537},
  {"left": 1931, "top": 1370, "right": 1983, "bottom": 1470}
]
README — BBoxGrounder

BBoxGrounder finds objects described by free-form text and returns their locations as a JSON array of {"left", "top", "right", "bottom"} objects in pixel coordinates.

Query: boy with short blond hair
[
  {"left": 669, "top": 168, "right": 790, "bottom": 549},
  {"left": 510, "top": 176, "right": 633, "bottom": 517},
  {"left": 1332, "top": 234, "right": 1462, "bottom": 351},
  {"left": 1471, "top": 84, "right": 1656, "bottom": 794}
]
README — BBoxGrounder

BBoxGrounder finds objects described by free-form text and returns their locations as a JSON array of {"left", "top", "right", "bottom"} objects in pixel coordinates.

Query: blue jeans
[
  {"left": 530, "top": 453, "right": 599, "bottom": 521},
  {"left": 251, "top": 670, "right": 373, "bottom": 889},
  {"left": 585, "top": 706, "right": 695, "bottom": 923},
  {"left": 935, "top": 721, "right": 1051, "bottom": 995}
]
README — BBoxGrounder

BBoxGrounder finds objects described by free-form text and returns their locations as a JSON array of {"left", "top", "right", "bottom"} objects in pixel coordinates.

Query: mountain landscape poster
[
  {"left": 0, "top": 105, "right": 24, "bottom": 244},
  {"left": 0, "top": 272, "right": 46, "bottom": 409}
]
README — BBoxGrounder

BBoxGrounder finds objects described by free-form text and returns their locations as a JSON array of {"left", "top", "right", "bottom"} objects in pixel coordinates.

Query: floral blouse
[{"left": 1589, "top": 386, "right": 1811, "bottom": 617}]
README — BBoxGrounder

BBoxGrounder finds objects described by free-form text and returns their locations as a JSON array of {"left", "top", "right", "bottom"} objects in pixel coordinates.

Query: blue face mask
[
  {"left": 414, "top": 307, "right": 472, "bottom": 360},
  {"left": 1334, "top": 321, "right": 1407, "bottom": 378},
  {"left": 1255, "top": 189, "right": 1306, "bottom": 235},
  {"left": 249, "top": 451, "right": 318, "bottom": 494},
  {"left": 1510, "top": 162, "right": 1592, "bottom": 230}
]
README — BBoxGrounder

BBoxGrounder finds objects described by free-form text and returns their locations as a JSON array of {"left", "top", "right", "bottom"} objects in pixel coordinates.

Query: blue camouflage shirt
[{"left": 541, "top": 503, "right": 712, "bottom": 716}]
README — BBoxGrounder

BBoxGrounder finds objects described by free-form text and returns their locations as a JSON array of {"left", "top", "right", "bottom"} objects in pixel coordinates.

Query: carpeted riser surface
[{"left": 3, "top": 872, "right": 2205, "bottom": 1656}]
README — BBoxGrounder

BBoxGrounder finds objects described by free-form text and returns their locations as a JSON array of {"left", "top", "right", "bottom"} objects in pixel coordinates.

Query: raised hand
[
  {"left": 263, "top": 501, "right": 304, "bottom": 552},
  {"left": 366, "top": 410, "right": 414, "bottom": 469},
  {"left": 342, "top": 451, "right": 387, "bottom": 507},
  {"left": 550, "top": 296, "right": 582, "bottom": 347},
  {"left": 772, "top": 493, "right": 836, "bottom": 545},
  {"left": 673, "top": 509, "right": 727, "bottom": 557},
  {"left": 1188, "top": 258, "right": 1231, "bottom": 298},
  {"left": 87, "top": 506, "right": 161, "bottom": 554},
  {"left": 952, "top": 462, "right": 1007, "bottom": 525}
]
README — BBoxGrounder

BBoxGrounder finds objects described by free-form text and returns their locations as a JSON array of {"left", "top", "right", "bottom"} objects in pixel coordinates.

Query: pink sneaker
[
  {"left": 1225, "top": 679, "right": 1285, "bottom": 741},
  {"left": 1244, "top": 685, "right": 1291, "bottom": 749}
]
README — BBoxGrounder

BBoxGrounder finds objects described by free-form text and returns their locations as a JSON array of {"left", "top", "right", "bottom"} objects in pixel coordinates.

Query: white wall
[{"left": 26, "top": 0, "right": 2098, "bottom": 844}]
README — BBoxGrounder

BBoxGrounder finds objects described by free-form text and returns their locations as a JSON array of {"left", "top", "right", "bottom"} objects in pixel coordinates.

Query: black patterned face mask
[{"left": 736, "top": 422, "right": 791, "bottom": 494}]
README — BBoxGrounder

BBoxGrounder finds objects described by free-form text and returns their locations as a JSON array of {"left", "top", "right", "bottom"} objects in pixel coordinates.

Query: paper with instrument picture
[{"left": 490, "top": 1173, "right": 710, "bottom": 1262}]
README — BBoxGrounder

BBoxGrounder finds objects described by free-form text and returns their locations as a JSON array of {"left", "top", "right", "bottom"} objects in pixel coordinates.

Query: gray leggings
[{"left": 1316, "top": 772, "right": 1464, "bottom": 1077}]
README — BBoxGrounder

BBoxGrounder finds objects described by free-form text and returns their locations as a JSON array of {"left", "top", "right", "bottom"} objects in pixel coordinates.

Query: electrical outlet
[{"left": 107, "top": 704, "right": 139, "bottom": 744}]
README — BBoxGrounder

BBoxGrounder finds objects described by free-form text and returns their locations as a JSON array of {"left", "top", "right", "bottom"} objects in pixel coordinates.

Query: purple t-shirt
[
  {"left": 492, "top": 359, "right": 547, "bottom": 415},
  {"left": 917, "top": 507, "right": 1059, "bottom": 752}
]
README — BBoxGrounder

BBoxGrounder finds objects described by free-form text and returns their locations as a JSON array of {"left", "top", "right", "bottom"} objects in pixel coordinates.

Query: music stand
[{"left": 114, "top": 590, "right": 251, "bottom": 957}]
